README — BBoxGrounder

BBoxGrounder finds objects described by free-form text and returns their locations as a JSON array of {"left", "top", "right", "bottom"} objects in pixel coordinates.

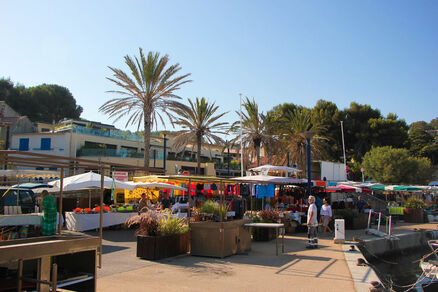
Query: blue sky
[{"left": 1, "top": 0, "right": 437, "bottom": 132}]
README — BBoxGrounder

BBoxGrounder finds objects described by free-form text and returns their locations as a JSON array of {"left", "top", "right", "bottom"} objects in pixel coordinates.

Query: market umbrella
[
  {"left": 230, "top": 174, "right": 306, "bottom": 184},
  {"left": 127, "top": 181, "right": 187, "bottom": 191},
  {"left": 429, "top": 181, "right": 438, "bottom": 186},
  {"left": 393, "top": 186, "right": 422, "bottom": 191},
  {"left": 48, "top": 171, "right": 134, "bottom": 191},
  {"left": 326, "top": 185, "right": 361, "bottom": 193},
  {"left": 248, "top": 164, "right": 301, "bottom": 174}
]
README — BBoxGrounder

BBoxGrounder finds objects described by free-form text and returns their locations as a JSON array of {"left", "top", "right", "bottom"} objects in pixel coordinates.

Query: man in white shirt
[{"left": 306, "top": 195, "right": 318, "bottom": 249}]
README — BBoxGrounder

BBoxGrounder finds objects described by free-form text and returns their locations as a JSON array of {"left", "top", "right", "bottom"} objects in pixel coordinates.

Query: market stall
[
  {"left": 65, "top": 211, "right": 137, "bottom": 232},
  {"left": 0, "top": 150, "right": 158, "bottom": 291}
]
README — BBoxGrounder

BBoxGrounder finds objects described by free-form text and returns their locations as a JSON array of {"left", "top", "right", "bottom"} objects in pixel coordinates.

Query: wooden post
[
  {"left": 39, "top": 256, "right": 51, "bottom": 292},
  {"left": 51, "top": 263, "right": 57, "bottom": 292},
  {"left": 58, "top": 168, "right": 64, "bottom": 234},
  {"left": 188, "top": 179, "right": 191, "bottom": 218},
  {"left": 219, "top": 181, "right": 224, "bottom": 222},
  {"left": 250, "top": 183, "right": 253, "bottom": 212},
  {"left": 17, "top": 259, "right": 23, "bottom": 292},
  {"left": 99, "top": 164, "right": 104, "bottom": 268}
]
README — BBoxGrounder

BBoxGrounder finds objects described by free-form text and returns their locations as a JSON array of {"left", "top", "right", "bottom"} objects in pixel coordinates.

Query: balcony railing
[
  {"left": 76, "top": 148, "right": 165, "bottom": 159},
  {"left": 72, "top": 126, "right": 144, "bottom": 142}
]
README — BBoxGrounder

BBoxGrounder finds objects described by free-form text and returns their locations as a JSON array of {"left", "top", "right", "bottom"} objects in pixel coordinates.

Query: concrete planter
[
  {"left": 136, "top": 232, "right": 189, "bottom": 260},
  {"left": 190, "top": 219, "right": 251, "bottom": 258},
  {"left": 403, "top": 208, "right": 424, "bottom": 223},
  {"left": 352, "top": 213, "right": 369, "bottom": 230}
]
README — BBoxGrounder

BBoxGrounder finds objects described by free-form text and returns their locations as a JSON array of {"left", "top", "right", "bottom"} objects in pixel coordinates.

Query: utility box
[{"left": 334, "top": 219, "right": 345, "bottom": 244}]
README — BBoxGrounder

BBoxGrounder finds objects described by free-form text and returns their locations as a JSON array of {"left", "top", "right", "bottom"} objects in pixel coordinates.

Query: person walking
[
  {"left": 320, "top": 198, "right": 333, "bottom": 235},
  {"left": 306, "top": 195, "right": 318, "bottom": 249}
]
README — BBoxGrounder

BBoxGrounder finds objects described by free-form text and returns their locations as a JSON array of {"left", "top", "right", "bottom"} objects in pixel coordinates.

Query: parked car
[{"left": 0, "top": 187, "right": 36, "bottom": 214}]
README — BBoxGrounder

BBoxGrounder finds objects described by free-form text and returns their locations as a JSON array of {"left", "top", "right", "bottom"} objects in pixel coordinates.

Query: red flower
[{"left": 73, "top": 208, "right": 83, "bottom": 213}]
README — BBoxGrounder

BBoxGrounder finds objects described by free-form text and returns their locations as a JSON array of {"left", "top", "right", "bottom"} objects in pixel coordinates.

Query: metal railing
[
  {"left": 76, "top": 148, "right": 164, "bottom": 159},
  {"left": 72, "top": 125, "right": 144, "bottom": 142},
  {"left": 367, "top": 210, "right": 393, "bottom": 238}
]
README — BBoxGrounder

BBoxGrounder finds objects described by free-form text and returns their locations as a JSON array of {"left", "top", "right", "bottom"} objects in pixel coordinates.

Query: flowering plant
[
  {"left": 126, "top": 210, "right": 189, "bottom": 236},
  {"left": 257, "top": 209, "right": 280, "bottom": 223},
  {"left": 73, "top": 208, "right": 83, "bottom": 213},
  {"left": 84, "top": 208, "right": 92, "bottom": 214}
]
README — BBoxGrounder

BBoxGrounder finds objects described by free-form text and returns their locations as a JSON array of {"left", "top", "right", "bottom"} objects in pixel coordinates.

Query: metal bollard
[
  {"left": 367, "top": 210, "right": 372, "bottom": 229},
  {"left": 388, "top": 216, "right": 392, "bottom": 238},
  {"left": 377, "top": 212, "right": 381, "bottom": 232}
]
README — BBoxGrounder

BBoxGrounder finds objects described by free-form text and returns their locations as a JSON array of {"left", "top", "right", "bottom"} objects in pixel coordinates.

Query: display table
[
  {"left": 0, "top": 213, "right": 63, "bottom": 227},
  {"left": 65, "top": 212, "right": 137, "bottom": 232},
  {"left": 244, "top": 223, "right": 285, "bottom": 255},
  {"left": 0, "top": 214, "right": 42, "bottom": 226}
]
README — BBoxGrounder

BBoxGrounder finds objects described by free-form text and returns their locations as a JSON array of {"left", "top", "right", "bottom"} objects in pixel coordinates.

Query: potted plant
[
  {"left": 403, "top": 197, "right": 426, "bottom": 223},
  {"left": 252, "top": 209, "right": 280, "bottom": 241},
  {"left": 126, "top": 210, "right": 189, "bottom": 260}
]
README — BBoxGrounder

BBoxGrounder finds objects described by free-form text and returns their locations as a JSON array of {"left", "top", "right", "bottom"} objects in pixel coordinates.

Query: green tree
[
  {"left": 311, "top": 99, "right": 341, "bottom": 161},
  {"left": 0, "top": 78, "right": 82, "bottom": 123},
  {"left": 99, "top": 48, "right": 191, "bottom": 169},
  {"left": 170, "top": 97, "right": 228, "bottom": 174},
  {"left": 341, "top": 102, "right": 381, "bottom": 162},
  {"left": 362, "top": 146, "right": 431, "bottom": 184},
  {"left": 368, "top": 113, "right": 409, "bottom": 148},
  {"left": 408, "top": 121, "right": 438, "bottom": 164}
]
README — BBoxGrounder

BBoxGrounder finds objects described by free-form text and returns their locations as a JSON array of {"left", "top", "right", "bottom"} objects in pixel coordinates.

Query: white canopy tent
[
  {"left": 248, "top": 164, "right": 301, "bottom": 175},
  {"left": 127, "top": 181, "right": 187, "bottom": 191},
  {"left": 230, "top": 174, "right": 306, "bottom": 184},
  {"left": 48, "top": 171, "right": 134, "bottom": 191}
]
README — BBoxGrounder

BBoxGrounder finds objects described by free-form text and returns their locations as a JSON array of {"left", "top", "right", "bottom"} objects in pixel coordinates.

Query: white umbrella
[
  {"left": 127, "top": 182, "right": 187, "bottom": 191},
  {"left": 230, "top": 175, "right": 305, "bottom": 184},
  {"left": 248, "top": 164, "right": 301, "bottom": 173},
  {"left": 48, "top": 171, "right": 134, "bottom": 191}
]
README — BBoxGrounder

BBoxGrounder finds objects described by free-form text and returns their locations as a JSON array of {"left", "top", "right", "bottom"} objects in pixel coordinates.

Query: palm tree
[
  {"left": 99, "top": 48, "right": 191, "bottom": 170},
  {"left": 278, "top": 108, "right": 327, "bottom": 175},
  {"left": 170, "top": 97, "right": 229, "bottom": 175},
  {"left": 231, "top": 97, "right": 279, "bottom": 167}
]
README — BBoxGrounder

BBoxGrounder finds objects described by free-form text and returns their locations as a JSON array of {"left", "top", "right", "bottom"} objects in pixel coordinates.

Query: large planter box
[
  {"left": 137, "top": 232, "right": 189, "bottom": 260},
  {"left": 403, "top": 208, "right": 424, "bottom": 223},
  {"left": 352, "top": 213, "right": 369, "bottom": 230},
  {"left": 190, "top": 219, "right": 251, "bottom": 258}
]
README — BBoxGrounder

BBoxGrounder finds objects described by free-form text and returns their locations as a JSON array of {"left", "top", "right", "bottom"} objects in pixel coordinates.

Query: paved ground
[
  {"left": 91, "top": 229, "right": 357, "bottom": 292},
  {"left": 86, "top": 222, "right": 437, "bottom": 292}
]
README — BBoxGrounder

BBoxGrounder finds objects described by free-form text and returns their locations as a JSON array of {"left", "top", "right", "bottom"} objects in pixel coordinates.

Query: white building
[{"left": 10, "top": 119, "right": 219, "bottom": 175}]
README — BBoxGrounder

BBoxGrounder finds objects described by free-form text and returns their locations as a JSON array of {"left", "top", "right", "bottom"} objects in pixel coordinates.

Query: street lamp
[{"left": 300, "top": 131, "right": 315, "bottom": 197}]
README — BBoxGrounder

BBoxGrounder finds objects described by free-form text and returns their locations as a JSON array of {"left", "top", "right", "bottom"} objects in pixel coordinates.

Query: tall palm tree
[
  {"left": 231, "top": 97, "right": 279, "bottom": 167},
  {"left": 170, "top": 97, "right": 229, "bottom": 175},
  {"left": 99, "top": 48, "right": 191, "bottom": 171},
  {"left": 278, "top": 108, "right": 327, "bottom": 175}
]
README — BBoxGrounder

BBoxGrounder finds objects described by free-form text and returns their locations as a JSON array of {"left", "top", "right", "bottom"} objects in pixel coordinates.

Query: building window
[
  {"left": 41, "top": 138, "right": 51, "bottom": 150},
  {"left": 19, "top": 138, "right": 29, "bottom": 151}
]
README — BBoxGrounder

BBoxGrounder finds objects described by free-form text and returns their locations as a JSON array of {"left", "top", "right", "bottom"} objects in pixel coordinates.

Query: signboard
[{"left": 113, "top": 171, "right": 128, "bottom": 182}]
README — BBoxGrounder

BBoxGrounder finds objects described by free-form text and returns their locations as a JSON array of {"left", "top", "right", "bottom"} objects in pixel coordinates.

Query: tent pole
[
  {"left": 220, "top": 181, "right": 224, "bottom": 222},
  {"left": 250, "top": 183, "right": 253, "bottom": 212},
  {"left": 58, "top": 168, "right": 64, "bottom": 234},
  {"left": 89, "top": 190, "right": 91, "bottom": 208},
  {"left": 188, "top": 179, "right": 191, "bottom": 218},
  {"left": 99, "top": 165, "right": 104, "bottom": 268}
]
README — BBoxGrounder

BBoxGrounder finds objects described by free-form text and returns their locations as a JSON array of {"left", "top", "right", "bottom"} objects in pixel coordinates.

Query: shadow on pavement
[{"left": 102, "top": 244, "right": 130, "bottom": 254}]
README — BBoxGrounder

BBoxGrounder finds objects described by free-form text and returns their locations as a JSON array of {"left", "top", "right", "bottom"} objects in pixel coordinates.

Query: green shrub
[
  {"left": 200, "top": 200, "right": 228, "bottom": 219},
  {"left": 158, "top": 211, "right": 189, "bottom": 235}
]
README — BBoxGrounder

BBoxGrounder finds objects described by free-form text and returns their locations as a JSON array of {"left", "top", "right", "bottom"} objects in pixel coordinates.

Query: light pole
[
  {"left": 301, "top": 131, "right": 315, "bottom": 197},
  {"left": 239, "top": 93, "right": 243, "bottom": 177}
]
